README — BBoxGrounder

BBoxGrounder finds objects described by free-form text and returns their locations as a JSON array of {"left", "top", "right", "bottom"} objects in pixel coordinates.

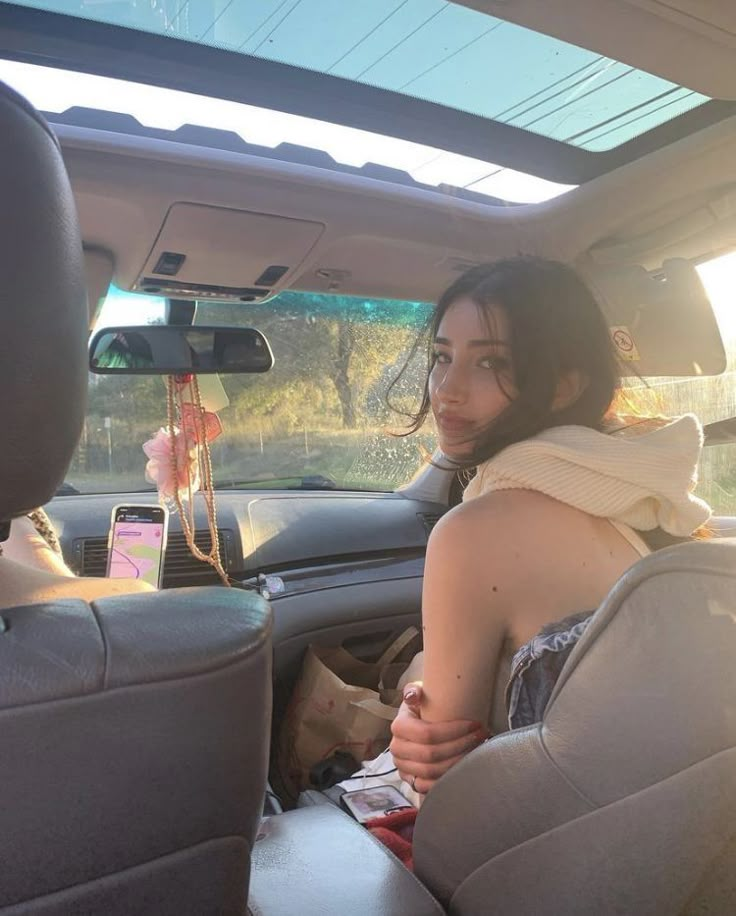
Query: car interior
[{"left": 0, "top": 2, "right": 734, "bottom": 914}]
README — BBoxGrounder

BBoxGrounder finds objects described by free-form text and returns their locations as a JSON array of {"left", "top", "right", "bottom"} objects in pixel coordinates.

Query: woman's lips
[{"left": 437, "top": 414, "right": 474, "bottom": 434}]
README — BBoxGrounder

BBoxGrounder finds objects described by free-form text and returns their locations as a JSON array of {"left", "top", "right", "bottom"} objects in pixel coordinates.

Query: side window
[{"left": 624, "top": 252, "right": 736, "bottom": 515}]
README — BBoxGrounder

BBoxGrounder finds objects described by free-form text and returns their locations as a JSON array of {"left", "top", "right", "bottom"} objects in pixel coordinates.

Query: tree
[
  {"left": 269, "top": 291, "right": 428, "bottom": 429},
  {"left": 195, "top": 291, "right": 431, "bottom": 430}
]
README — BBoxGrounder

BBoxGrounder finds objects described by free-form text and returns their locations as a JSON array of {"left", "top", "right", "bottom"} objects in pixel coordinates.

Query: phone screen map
[{"left": 109, "top": 520, "right": 164, "bottom": 586}]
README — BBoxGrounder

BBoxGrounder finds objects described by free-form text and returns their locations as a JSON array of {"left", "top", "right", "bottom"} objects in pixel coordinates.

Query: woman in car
[{"left": 388, "top": 256, "right": 710, "bottom": 794}]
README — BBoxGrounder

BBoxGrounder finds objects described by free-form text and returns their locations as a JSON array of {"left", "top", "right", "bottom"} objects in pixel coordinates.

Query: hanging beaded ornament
[{"left": 143, "top": 373, "right": 229, "bottom": 586}]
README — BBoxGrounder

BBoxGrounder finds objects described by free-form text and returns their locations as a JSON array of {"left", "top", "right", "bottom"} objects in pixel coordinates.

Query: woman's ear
[{"left": 552, "top": 370, "right": 588, "bottom": 410}]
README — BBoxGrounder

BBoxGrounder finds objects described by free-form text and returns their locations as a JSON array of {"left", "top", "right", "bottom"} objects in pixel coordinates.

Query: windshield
[
  {"left": 70, "top": 251, "right": 736, "bottom": 506},
  {"left": 69, "top": 287, "right": 435, "bottom": 494}
]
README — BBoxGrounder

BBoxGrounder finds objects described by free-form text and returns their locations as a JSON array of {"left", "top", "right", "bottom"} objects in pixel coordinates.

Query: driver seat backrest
[
  {"left": 0, "top": 80, "right": 273, "bottom": 915},
  {"left": 413, "top": 539, "right": 736, "bottom": 916}
]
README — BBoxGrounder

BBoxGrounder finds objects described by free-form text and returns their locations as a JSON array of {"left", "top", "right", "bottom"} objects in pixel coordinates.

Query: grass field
[
  {"left": 66, "top": 426, "right": 435, "bottom": 495},
  {"left": 66, "top": 419, "right": 736, "bottom": 517}
]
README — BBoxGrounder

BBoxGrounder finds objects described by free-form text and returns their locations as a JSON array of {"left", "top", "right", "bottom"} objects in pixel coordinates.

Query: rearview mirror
[{"left": 89, "top": 325, "right": 274, "bottom": 375}]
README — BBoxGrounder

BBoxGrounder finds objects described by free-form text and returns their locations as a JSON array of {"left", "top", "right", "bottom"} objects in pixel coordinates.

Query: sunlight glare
[
  {"left": 697, "top": 250, "right": 736, "bottom": 342},
  {"left": 0, "top": 59, "right": 576, "bottom": 205}
]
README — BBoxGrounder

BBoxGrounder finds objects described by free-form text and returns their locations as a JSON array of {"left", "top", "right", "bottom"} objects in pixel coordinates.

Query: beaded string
[
  {"left": 166, "top": 375, "right": 229, "bottom": 587},
  {"left": 0, "top": 508, "right": 62, "bottom": 557}
]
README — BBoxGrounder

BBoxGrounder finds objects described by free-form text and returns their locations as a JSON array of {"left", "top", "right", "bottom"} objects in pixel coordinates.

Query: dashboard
[{"left": 47, "top": 490, "right": 445, "bottom": 680}]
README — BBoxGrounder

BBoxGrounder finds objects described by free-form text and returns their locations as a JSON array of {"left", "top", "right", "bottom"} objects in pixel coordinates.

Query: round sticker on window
[{"left": 610, "top": 325, "right": 641, "bottom": 361}]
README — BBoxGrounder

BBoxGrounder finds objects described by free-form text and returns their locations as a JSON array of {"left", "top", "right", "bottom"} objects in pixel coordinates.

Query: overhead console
[{"left": 135, "top": 203, "right": 325, "bottom": 301}]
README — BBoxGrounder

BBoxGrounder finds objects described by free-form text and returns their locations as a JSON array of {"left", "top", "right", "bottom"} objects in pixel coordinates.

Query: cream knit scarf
[{"left": 462, "top": 414, "right": 711, "bottom": 537}]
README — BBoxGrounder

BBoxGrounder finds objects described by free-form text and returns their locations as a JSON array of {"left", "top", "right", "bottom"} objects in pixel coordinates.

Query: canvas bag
[{"left": 276, "top": 627, "right": 420, "bottom": 796}]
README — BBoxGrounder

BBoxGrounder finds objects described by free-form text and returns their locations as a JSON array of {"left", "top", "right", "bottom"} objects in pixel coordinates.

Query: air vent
[
  {"left": 77, "top": 530, "right": 233, "bottom": 586},
  {"left": 417, "top": 513, "right": 443, "bottom": 539}
]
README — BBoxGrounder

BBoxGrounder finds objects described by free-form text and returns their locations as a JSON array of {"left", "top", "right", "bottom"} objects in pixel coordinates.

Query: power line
[
  {"left": 252, "top": 0, "right": 305, "bottom": 54},
  {"left": 492, "top": 57, "right": 607, "bottom": 123},
  {"left": 200, "top": 0, "right": 237, "bottom": 42},
  {"left": 464, "top": 166, "right": 503, "bottom": 190},
  {"left": 398, "top": 18, "right": 504, "bottom": 92},
  {"left": 169, "top": 0, "right": 189, "bottom": 31},
  {"left": 576, "top": 90, "right": 697, "bottom": 149},
  {"left": 328, "top": 1, "right": 411, "bottom": 74},
  {"left": 355, "top": 2, "right": 450, "bottom": 81},
  {"left": 518, "top": 65, "right": 634, "bottom": 133},
  {"left": 564, "top": 87, "right": 688, "bottom": 146},
  {"left": 237, "top": 0, "right": 293, "bottom": 52}
]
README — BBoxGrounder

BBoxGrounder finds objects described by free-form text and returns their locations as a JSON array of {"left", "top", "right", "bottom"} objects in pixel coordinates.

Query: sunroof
[{"left": 7, "top": 0, "right": 711, "bottom": 152}]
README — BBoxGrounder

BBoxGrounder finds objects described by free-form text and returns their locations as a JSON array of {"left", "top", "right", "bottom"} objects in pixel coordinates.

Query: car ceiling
[{"left": 62, "top": 112, "right": 736, "bottom": 302}]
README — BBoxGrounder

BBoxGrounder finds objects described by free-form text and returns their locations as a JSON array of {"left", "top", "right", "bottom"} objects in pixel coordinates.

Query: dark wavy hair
[{"left": 388, "top": 256, "right": 620, "bottom": 467}]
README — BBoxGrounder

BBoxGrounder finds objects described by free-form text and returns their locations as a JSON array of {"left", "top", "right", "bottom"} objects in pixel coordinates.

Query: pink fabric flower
[
  {"left": 142, "top": 427, "right": 200, "bottom": 508},
  {"left": 180, "top": 404, "right": 223, "bottom": 446}
]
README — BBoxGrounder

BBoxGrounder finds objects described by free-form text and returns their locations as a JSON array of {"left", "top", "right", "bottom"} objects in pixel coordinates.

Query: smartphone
[
  {"left": 106, "top": 504, "right": 169, "bottom": 588},
  {"left": 340, "top": 785, "right": 414, "bottom": 824}
]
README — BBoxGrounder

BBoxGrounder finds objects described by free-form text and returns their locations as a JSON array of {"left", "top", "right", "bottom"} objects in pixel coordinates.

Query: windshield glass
[
  {"left": 69, "top": 287, "right": 434, "bottom": 494},
  {"left": 70, "top": 251, "right": 736, "bottom": 506}
]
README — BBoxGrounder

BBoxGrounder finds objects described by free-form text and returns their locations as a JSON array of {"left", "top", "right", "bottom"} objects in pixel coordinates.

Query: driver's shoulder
[
  {"left": 75, "top": 576, "right": 156, "bottom": 599},
  {"left": 0, "top": 564, "right": 156, "bottom": 610}
]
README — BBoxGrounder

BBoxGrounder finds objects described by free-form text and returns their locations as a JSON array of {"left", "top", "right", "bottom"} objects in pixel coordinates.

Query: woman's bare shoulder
[
  {"left": 426, "top": 491, "right": 553, "bottom": 586},
  {"left": 437, "top": 488, "right": 581, "bottom": 536},
  {"left": 429, "top": 489, "right": 603, "bottom": 594}
]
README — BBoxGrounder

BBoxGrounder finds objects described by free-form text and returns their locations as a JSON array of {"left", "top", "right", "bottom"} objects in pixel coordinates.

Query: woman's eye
[
  {"left": 432, "top": 350, "right": 450, "bottom": 364},
  {"left": 478, "top": 355, "right": 509, "bottom": 371}
]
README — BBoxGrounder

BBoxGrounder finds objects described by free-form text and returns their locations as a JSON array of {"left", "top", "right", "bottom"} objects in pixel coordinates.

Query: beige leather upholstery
[
  {"left": 248, "top": 805, "right": 444, "bottom": 916},
  {"left": 0, "top": 80, "right": 274, "bottom": 915},
  {"left": 413, "top": 540, "right": 736, "bottom": 915},
  {"left": 0, "top": 589, "right": 273, "bottom": 914}
]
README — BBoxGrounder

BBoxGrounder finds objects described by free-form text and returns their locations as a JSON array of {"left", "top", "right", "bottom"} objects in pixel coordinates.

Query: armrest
[{"left": 247, "top": 805, "right": 444, "bottom": 916}]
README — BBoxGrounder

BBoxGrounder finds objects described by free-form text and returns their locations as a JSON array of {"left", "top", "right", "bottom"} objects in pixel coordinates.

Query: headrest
[{"left": 0, "top": 81, "right": 88, "bottom": 523}]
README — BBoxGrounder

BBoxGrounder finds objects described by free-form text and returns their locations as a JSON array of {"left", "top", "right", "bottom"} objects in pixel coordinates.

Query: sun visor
[
  {"left": 136, "top": 204, "right": 324, "bottom": 301},
  {"left": 584, "top": 258, "right": 726, "bottom": 377}
]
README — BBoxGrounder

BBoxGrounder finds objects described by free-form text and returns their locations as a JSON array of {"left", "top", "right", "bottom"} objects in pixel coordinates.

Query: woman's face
[{"left": 429, "top": 297, "right": 514, "bottom": 458}]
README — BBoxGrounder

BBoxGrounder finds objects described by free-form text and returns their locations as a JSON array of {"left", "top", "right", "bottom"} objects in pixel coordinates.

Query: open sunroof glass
[{"left": 1, "top": 0, "right": 734, "bottom": 184}]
